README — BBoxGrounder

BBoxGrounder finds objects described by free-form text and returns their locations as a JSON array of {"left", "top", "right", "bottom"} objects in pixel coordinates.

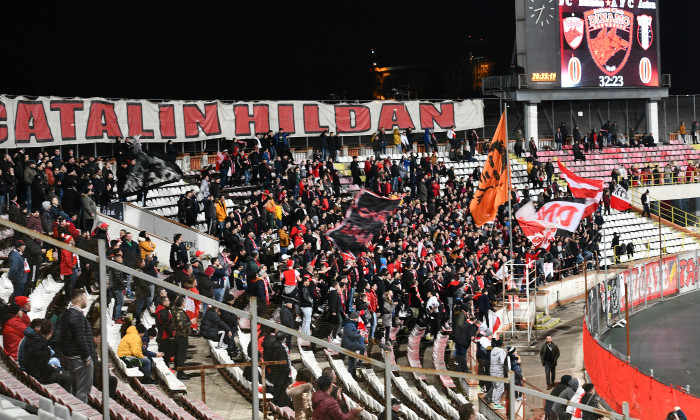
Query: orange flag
[{"left": 469, "top": 111, "right": 510, "bottom": 227}]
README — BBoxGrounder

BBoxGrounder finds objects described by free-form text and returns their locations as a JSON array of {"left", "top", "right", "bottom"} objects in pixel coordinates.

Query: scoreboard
[
  {"left": 518, "top": 0, "right": 660, "bottom": 90},
  {"left": 560, "top": 1, "right": 660, "bottom": 88}
]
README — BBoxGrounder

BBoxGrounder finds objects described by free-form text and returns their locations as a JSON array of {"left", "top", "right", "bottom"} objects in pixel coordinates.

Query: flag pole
[{"left": 505, "top": 103, "right": 514, "bottom": 313}]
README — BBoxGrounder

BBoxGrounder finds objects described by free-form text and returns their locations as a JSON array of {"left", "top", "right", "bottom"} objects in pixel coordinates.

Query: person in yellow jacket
[
  {"left": 215, "top": 196, "right": 227, "bottom": 237},
  {"left": 393, "top": 128, "right": 401, "bottom": 151},
  {"left": 138, "top": 231, "right": 156, "bottom": 259},
  {"left": 274, "top": 203, "right": 283, "bottom": 229},
  {"left": 278, "top": 226, "right": 290, "bottom": 255},
  {"left": 117, "top": 325, "right": 162, "bottom": 383}
]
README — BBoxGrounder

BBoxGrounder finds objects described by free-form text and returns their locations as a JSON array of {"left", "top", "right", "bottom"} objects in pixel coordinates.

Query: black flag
[
  {"left": 120, "top": 150, "right": 183, "bottom": 196},
  {"left": 326, "top": 190, "right": 401, "bottom": 255}
]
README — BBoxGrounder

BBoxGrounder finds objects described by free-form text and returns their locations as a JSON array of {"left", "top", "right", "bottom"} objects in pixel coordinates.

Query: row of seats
[
  {"left": 406, "top": 326, "right": 427, "bottom": 381},
  {"left": 358, "top": 368, "right": 421, "bottom": 420},
  {"left": 432, "top": 332, "right": 456, "bottom": 390}
]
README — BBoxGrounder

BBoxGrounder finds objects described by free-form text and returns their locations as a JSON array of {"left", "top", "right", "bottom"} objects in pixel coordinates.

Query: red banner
[{"left": 584, "top": 320, "right": 700, "bottom": 419}]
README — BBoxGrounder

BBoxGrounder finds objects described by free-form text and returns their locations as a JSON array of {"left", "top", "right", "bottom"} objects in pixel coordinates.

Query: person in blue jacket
[
  {"left": 341, "top": 312, "right": 366, "bottom": 380},
  {"left": 8, "top": 240, "right": 28, "bottom": 298}
]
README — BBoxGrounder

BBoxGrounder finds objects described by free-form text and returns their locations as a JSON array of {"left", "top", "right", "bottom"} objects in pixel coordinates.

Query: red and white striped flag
[
  {"left": 488, "top": 310, "right": 501, "bottom": 332},
  {"left": 557, "top": 159, "right": 604, "bottom": 198},
  {"left": 610, "top": 183, "right": 631, "bottom": 211},
  {"left": 216, "top": 151, "right": 226, "bottom": 171}
]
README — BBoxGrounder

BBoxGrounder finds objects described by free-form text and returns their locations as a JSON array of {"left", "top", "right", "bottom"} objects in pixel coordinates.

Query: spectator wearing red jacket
[
  {"left": 60, "top": 236, "right": 79, "bottom": 294},
  {"left": 1, "top": 303, "right": 28, "bottom": 359}
]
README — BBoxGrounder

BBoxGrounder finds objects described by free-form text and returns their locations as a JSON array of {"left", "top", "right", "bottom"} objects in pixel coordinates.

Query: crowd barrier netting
[{"left": 584, "top": 251, "right": 700, "bottom": 419}]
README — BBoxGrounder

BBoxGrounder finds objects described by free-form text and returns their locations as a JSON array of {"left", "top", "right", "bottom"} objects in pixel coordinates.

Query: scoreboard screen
[{"left": 559, "top": 1, "right": 660, "bottom": 88}]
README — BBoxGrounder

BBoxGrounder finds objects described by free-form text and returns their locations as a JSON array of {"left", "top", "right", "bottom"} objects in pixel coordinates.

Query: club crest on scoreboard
[
  {"left": 584, "top": 7, "right": 634, "bottom": 77},
  {"left": 636, "top": 14, "right": 653, "bottom": 50},
  {"left": 563, "top": 16, "right": 584, "bottom": 49}
]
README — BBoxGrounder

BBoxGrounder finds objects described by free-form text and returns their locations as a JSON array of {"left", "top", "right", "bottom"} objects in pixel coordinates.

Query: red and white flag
[
  {"left": 516, "top": 202, "right": 558, "bottom": 249},
  {"left": 215, "top": 151, "right": 226, "bottom": 171},
  {"left": 610, "top": 183, "right": 631, "bottom": 211},
  {"left": 557, "top": 160, "right": 604, "bottom": 198},
  {"left": 581, "top": 190, "right": 603, "bottom": 219},
  {"left": 487, "top": 310, "right": 501, "bottom": 332}
]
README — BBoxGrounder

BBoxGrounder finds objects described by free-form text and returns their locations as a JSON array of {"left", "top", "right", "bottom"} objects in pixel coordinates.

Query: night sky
[{"left": 1, "top": 1, "right": 696, "bottom": 100}]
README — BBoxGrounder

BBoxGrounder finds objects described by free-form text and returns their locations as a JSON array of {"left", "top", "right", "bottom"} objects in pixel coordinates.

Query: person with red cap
[
  {"left": 282, "top": 258, "right": 300, "bottom": 299},
  {"left": 1, "top": 302, "right": 29, "bottom": 359},
  {"left": 92, "top": 222, "right": 109, "bottom": 242},
  {"left": 15, "top": 296, "right": 31, "bottom": 325},
  {"left": 60, "top": 236, "right": 80, "bottom": 295}
]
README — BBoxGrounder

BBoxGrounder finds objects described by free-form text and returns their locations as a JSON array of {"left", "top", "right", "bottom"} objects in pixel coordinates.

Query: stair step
[
  {"left": 535, "top": 312, "right": 547, "bottom": 320},
  {"left": 534, "top": 318, "right": 561, "bottom": 330},
  {"left": 536, "top": 314, "right": 552, "bottom": 325}
]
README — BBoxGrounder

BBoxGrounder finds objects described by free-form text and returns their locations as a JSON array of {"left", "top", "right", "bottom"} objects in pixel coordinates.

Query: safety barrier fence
[
  {"left": 628, "top": 188, "right": 700, "bottom": 232},
  {"left": 0, "top": 217, "right": 637, "bottom": 420},
  {"left": 584, "top": 250, "right": 700, "bottom": 418}
]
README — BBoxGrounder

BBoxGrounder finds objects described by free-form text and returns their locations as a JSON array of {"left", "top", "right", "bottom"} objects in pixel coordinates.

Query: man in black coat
[
  {"left": 477, "top": 289, "right": 491, "bottom": 327},
  {"left": 326, "top": 281, "right": 344, "bottom": 341},
  {"left": 350, "top": 156, "right": 362, "bottom": 186},
  {"left": 120, "top": 232, "right": 139, "bottom": 269},
  {"left": 219, "top": 294, "right": 240, "bottom": 354},
  {"left": 170, "top": 234, "right": 188, "bottom": 271},
  {"left": 24, "top": 319, "right": 72, "bottom": 390},
  {"left": 61, "top": 186, "right": 81, "bottom": 216},
  {"left": 262, "top": 332, "right": 292, "bottom": 407},
  {"left": 200, "top": 307, "right": 237, "bottom": 356},
  {"left": 59, "top": 289, "right": 93, "bottom": 403},
  {"left": 279, "top": 298, "right": 296, "bottom": 349},
  {"left": 539, "top": 335, "right": 561, "bottom": 389}
]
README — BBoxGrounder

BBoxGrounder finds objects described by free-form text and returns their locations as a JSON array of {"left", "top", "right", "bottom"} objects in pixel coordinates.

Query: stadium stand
[{"left": 3, "top": 130, "right": 695, "bottom": 420}]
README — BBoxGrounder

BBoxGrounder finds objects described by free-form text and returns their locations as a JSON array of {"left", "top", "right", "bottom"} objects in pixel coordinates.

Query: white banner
[{"left": 0, "top": 95, "right": 484, "bottom": 147}]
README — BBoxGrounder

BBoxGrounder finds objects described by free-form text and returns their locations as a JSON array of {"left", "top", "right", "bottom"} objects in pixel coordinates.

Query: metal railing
[
  {"left": 628, "top": 188, "right": 700, "bottom": 232},
  {"left": 1, "top": 217, "right": 637, "bottom": 420}
]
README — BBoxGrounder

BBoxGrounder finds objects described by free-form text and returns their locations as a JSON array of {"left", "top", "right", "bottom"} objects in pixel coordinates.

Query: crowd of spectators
[{"left": 0, "top": 129, "right": 614, "bottom": 416}]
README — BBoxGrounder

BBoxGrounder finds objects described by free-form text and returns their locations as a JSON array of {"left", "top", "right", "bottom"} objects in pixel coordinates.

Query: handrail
[{"left": 628, "top": 188, "right": 700, "bottom": 231}]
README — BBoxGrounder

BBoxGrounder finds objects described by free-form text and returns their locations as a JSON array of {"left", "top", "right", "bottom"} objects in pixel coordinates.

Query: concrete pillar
[
  {"left": 647, "top": 100, "right": 660, "bottom": 143},
  {"left": 524, "top": 102, "right": 539, "bottom": 142}
]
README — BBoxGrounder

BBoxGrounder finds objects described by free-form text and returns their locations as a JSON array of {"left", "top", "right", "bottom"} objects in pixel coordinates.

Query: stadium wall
[
  {"left": 584, "top": 252, "right": 700, "bottom": 419},
  {"left": 584, "top": 322, "right": 700, "bottom": 419}
]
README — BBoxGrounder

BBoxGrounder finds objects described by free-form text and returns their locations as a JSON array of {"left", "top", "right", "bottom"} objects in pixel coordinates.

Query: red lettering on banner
[
  {"left": 0, "top": 102, "right": 7, "bottom": 143},
  {"left": 377, "top": 103, "right": 415, "bottom": 130},
  {"left": 680, "top": 257, "right": 696, "bottom": 287},
  {"left": 50, "top": 101, "right": 84, "bottom": 140},
  {"left": 277, "top": 104, "right": 296, "bottom": 134},
  {"left": 419, "top": 103, "right": 455, "bottom": 129},
  {"left": 158, "top": 105, "right": 176, "bottom": 139},
  {"left": 234, "top": 104, "right": 270, "bottom": 136},
  {"left": 15, "top": 101, "right": 54, "bottom": 143},
  {"left": 335, "top": 105, "right": 371, "bottom": 133},
  {"left": 183, "top": 103, "right": 222, "bottom": 138},
  {"left": 127, "top": 103, "right": 155, "bottom": 139},
  {"left": 303, "top": 104, "right": 329, "bottom": 134},
  {"left": 86, "top": 101, "right": 123, "bottom": 139},
  {"left": 538, "top": 203, "right": 579, "bottom": 227}
]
